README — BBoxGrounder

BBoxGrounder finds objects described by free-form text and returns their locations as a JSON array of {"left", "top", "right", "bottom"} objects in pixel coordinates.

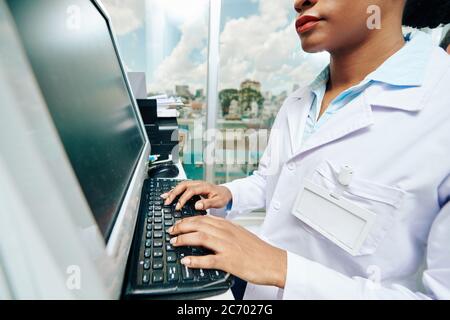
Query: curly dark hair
[{"left": 402, "top": 0, "right": 450, "bottom": 28}]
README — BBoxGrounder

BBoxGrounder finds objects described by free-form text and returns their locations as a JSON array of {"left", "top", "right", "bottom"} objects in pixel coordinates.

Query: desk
[{"left": 174, "top": 162, "right": 234, "bottom": 300}]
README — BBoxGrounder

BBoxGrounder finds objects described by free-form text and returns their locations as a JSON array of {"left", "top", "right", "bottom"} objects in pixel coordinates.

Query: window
[
  {"left": 214, "top": 0, "right": 328, "bottom": 184},
  {"left": 103, "top": 0, "right": 210, "bottom": 180}
]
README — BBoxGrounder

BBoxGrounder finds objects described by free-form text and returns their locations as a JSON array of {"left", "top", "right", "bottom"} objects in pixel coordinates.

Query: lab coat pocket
[{"left": 305, "top": 160, "right": 407, "bottom": 256}]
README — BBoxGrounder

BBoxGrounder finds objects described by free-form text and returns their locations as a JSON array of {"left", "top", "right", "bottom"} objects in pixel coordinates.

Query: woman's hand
[
  {"left": 168, "top": 215, "right": 287, "bottom": 288},
  {"left": 161, "top": 180, "right": 233, "bottom": 211}
]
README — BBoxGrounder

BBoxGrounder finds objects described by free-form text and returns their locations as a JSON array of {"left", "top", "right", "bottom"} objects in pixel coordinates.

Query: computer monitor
[
  {"left": 8, "top": 0, "right": 146, "bottom": 240},
  {"left": 5, "top": 0, "right": 150, "bottom": 297},
  {"left": 128, "top": 72, "right": 148, "bottom": 100}
]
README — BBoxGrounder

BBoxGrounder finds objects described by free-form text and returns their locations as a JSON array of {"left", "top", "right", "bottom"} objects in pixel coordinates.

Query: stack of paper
[{"left": 148, "top": 94, "right": 183, "bottom": 118}]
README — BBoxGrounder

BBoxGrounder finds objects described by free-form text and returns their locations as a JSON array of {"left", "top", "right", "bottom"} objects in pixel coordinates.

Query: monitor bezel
[
  {"left": 85, "top": 0, "right": 148, "bottom": 242},
  {"left": 89, "top": 0, "right": 151, "bottom": 296}
]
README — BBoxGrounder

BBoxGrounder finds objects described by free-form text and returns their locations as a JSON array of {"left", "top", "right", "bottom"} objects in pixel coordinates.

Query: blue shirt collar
[
  {"left": 309, "top": 31, "right": 433, "bottom": 91},
  {"left": 367, "top": 31, "right": 432, "bottom": 87}
]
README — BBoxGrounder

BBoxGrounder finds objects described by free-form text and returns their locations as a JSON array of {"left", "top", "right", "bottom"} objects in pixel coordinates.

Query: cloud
[
  {"left": 150, "top": 17, "right": 209, "bottom": 92},
  {"left": 218, "top": 0, "right": 328, "bottom": 93},
  {"left": 148, "top": 0, "right": 329, "bottom": 95},
  {"left": 101, "top": 0, "right": 144, "bottom": 36}
]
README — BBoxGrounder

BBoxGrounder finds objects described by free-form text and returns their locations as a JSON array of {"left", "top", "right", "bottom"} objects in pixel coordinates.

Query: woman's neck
[{"left": 328, "top": 30, "right": 406, "bottom": 90}]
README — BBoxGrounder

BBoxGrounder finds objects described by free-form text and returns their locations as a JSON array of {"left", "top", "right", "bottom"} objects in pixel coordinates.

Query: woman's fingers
[
  {"left": 175, "top": 184, "right": 210, "bottom": 210},
  {"left": 169, "top": 216, "right": 228, "bottom": 239},
  {"left": 170, "top": 231, "right": 223, "bottom": 253},
  {"left": 162, "top": 181, "right": 200, "bottom": 205},
  {"left": 194, "top": 198, "right": 221, "bottom": 210},
  {"left": 180, "top": 254, "right": 219, "bottom": 270},
  {"left": 162, "top": 182, "right": 232, "bottom": 211}
]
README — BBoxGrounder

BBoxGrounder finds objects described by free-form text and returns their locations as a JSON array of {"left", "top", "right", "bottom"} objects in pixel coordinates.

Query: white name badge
[{"left": 292, "top": 179, "right": 377, "bottom": 256}]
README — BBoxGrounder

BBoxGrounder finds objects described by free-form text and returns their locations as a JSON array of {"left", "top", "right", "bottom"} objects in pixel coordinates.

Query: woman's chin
[
  {"left": 299, "top": 34, "right": 329, "bottom": 53},
  {"left": 300, "top": 41, "right": 327, "bottom": 53}
]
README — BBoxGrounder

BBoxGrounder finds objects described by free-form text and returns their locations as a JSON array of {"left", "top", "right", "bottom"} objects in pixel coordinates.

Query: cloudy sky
[{"left": 102, "top": 0, "right": 330, "bottom": 95}]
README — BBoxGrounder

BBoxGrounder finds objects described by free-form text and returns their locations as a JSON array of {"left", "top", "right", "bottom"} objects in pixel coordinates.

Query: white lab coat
[{"left": 221, "top": 46, "right": 450, "bottom": 300}]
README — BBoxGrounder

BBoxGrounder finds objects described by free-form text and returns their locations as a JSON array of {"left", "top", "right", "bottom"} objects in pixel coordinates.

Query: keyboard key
[
  {"left": 154, "top": 217, "right": 162, "bottom": 223},
  {"left": 142, "top": 272, "right": 150, "bottom": 284},
  {"left": 146, "top": 224, "right": 152, "bottom": 231},
  {"left": 154, "top": 211, "right": 162, "bottom": 217},
  {"left": 164, "top": 220, "right": 173, "bottom": 227},
  {"left": 153, "top": 249, "right": 163, "bottom": 258},
  {"left": 195, "top": 268, "right": 209, "bottom": 281},
  {"left": 210, "top": 270, "right": 224, "bottom": 280},
  {"left": 143, "top": 259, "right": 151, "bottom": 270},
  {"left": 178, "top": 251, "right": 186, "bottom": 259},
  {"left": 181, "top": 265, "right": 194, "bottom": 281},
  {"left": 166, "top": 252, "right": 177, "bottom": 263},
  {"left": 147, "top": 211, "right": 154, "bottom": 217},
  {"left": 144, "top": 249, "right": 151, "bottom": 258},
  {"left": 164, "top": 214, "right": 172, "bottom": 220},
  {"left": 152, "top": 271, "right": 164, "bottom": 283},
  {"left": 166, "top": 243, "right": 174, "bottom": 251},
  {"left": 154, "top": 224, "right": 162, "bottom": 231},
  {"left": 153, "top": 240, "right": 163, "bottom": 248},
  {"left": 154, "top": 231, "right": 163, "bottom": 238},
  {"left": 167, "top": 264, "right": 179, "bottom": 282},
  {"left": 153, "top": 259, "right": 163, "bottom": 270},
  {"left": 154, "top": 206, "right": 162, "bottom": 211},
  {"left": 199, "top": 269, "right": 209, "bottom": 281},
  {"left": 173, "top": 211, "right": 181, "bottom": 218},
  {"left": 146, "top": 231, "right": 152, "bottom": 239},
  {"left": 147, "top": 217, "right": 153, "bottom": 224},
  {"left": 145, "top": 239, "right": 152, "bottom": 247}
]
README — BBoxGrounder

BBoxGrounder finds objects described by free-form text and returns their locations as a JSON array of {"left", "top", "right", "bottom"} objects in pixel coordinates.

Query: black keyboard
[{"left": 123, "top": 179, "right": 233, "bottom": 299}]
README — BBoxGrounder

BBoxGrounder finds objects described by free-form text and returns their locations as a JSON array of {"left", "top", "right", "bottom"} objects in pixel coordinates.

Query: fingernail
[
  {"left": 181, "top": 257, "right": 191, "bottom": 266},
  {"left": 168, "top": 226, "right": 174, "bottom": 233},
  {"left": 160, "top": 193, "right": 168, "bottom": 199},
  {"left": 170, "top": 237, "right": 177, "bottom": 244},
  {"left": 175, "top": 203, "right": 181, "bottom": 211},
  {"left": 164, "top": 199, "right": 171, "bottom": 205},
  {"left": 195, "top": 202, "right": 204, "bottom": 210}
]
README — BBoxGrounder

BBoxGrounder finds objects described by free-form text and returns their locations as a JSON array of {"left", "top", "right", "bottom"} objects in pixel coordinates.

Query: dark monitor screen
[{"left": 8, "top": 0, "right": 146, "bottom": 240}]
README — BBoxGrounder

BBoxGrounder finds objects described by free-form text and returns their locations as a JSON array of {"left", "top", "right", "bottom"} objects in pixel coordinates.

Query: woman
[{"left": 163, "top": 0, "right": 450, "bottom": 299}]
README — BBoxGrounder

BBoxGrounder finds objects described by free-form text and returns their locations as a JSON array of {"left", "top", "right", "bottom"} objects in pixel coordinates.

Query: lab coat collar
[
  {"left": 367, "top": 83, "right": 428, "bottom": 112},
  {"left": 285, "top": 90, "right": 313, "bottom": 155},
  {"left": 287, "top": 82, "right": 429, "bottom": 157},
  {"left": 295, "top": 92, "right": 375, "bottom": 156}
]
